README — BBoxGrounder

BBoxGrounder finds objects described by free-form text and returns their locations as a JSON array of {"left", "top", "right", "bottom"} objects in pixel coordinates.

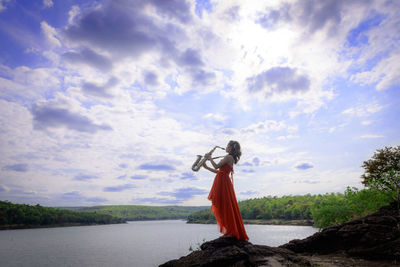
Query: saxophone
[{"left": 191, "top": 146, "right": 225, "bottom": 172}]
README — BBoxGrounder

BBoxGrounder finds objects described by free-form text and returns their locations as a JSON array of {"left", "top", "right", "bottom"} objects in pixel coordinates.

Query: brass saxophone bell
[
  {"left": 191, "top": 146, "right": 225, "bottom": 172},
  {"left": 191, "top": 155, "right": 203, "bottom": 172}
]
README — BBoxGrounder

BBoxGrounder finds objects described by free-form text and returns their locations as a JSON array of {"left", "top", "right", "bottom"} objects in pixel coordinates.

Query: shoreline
[
  {"left": 1, "top": 218, "right": 315, "bottom": 230},
  {"left": 187, "top": 219, "right": 315, "bottom": 226},
  {"left": 0, "top": 221, "right": 126, "bottom": 230}
]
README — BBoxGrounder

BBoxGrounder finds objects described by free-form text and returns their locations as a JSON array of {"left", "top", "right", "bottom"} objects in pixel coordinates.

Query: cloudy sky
[{"left": 0, "top": 0, "right": 399, "bottom": 206}]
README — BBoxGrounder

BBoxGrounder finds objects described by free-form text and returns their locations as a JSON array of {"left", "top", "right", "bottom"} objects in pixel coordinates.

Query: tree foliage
[
  {"left": 187, "top": 188, "right": 393, "bottom": 229},
  {"left": 361, "top": 146, "right": 400, "bottom": 204},
  {"left": 311, "top": 187, "right": 393, "bottom": 228},
  {"left": 74, "top": 205, "right": 208, "bottom": 220},
  {"left": 0, "top": 201, "right": 125, "bottom": 228},
  {"left": 188, "top": 194, "right": 316, "bottom": 224}
]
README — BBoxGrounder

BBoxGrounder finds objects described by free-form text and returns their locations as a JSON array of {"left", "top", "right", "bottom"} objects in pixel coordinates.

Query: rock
[
  {"left": 281, "top": 202, "right": 400, "bottom": 261},
  {"left": 159, "top": 237, "right": 313, "bottom": 267},
  {"left": 160, "top": 202, "right": 400, "bottom": 266}
]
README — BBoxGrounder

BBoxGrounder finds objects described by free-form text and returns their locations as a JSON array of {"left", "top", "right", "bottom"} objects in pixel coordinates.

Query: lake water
[{"left": 0, "top": 220, "right": 318, "bottom": 267}]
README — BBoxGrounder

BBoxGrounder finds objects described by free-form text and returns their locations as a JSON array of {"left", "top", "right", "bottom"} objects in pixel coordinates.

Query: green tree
[
  {"left": 310, "top": 193, "right": 352, "bottom": 228},
  {"left": 310, "top": 188, "right": 393, "bottom": 228},
  {"left": 361, "top": 146, "right": 400, "bottom": 207}
]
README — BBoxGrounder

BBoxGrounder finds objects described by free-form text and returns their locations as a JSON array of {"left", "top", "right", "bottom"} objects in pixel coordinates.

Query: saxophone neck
[{"left": 210, "top": 145, "right": 224, "bottom": 153}]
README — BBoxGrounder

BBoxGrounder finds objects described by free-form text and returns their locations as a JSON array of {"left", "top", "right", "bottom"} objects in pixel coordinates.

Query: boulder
[
  {"left": 160, "top": 237, "right": 313, "bottom": 267},
  {"left": 281, "top": 202, "right": 400, "bottom": 261},
  {"left": 160, "top": 202, "right": 400, "bottom": 266}
]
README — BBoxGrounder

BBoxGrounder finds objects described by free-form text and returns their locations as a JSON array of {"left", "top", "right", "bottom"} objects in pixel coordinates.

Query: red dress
[{"left": 208, "top": 164, "right": 249, "bottom": 241}]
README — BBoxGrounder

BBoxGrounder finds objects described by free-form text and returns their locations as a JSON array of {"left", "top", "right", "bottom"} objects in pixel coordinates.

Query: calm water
[{"left": 0, "top": 220, "right": 318, "bottom": 267}]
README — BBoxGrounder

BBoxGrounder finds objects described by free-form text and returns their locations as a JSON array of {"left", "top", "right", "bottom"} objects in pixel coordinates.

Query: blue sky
[{"left": 0, "top": 0, "right": 399, "bottom": 206}]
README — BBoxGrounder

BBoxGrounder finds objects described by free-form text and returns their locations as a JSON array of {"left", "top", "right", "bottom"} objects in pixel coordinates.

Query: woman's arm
[
  {"left": 206, "top": 154, "right": 234, "bottom": 169},
  {"left": 202, "top": 162, "right": 218, "bottom": 173}
]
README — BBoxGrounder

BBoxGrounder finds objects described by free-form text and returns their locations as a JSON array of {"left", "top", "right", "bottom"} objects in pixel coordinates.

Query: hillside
[
  {"left": 0, "top": 201, "right": 125, "bottom": 230},
  {"left": 71, "top": 205, "right": 209, "bottom": 221}
]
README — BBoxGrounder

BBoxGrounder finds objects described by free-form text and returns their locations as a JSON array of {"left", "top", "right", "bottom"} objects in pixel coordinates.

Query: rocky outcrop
[
  {"left": 160, "top": 202, "right": 399, "bottom": 266},
  {"left": 281, "top": 202, "right": 400, "bottom": 261},
  {"left": 160, "top": 237, "right": 313, "bottom": 267}
]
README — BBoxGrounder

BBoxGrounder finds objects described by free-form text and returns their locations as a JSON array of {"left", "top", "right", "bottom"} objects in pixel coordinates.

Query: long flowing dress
[{"left": 208, "top": 164, "right": 249, "bottom": 241}]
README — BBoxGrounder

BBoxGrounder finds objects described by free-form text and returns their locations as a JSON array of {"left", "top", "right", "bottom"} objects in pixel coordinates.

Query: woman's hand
[
  {"left": 202, "top": 161, "right": 218, "bottom": 174},
  {"left": 204, "top": 153, "right": 212, "bottom": 160}
]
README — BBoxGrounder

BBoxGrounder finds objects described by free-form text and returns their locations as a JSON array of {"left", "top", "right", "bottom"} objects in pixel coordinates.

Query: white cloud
[
  {"left": 328, "top": 122, "right": 348, "bottom": 133},
  {"left": 348, "top": 2, "right": 400, "bottom": 91},
  {"left": 43, "top": 0, "right": 53, "bottom": 8},
  {"left": 203, "top": 113, "right": 227, "bottom": 122},
  {"left": 351, "top": 50, "right": 400, "bottom": 91},
  {"left": 0, "top": 0, "right": 11, "bottom": 12},
  {"left": 342, "top": 102, "right": 383, "bottom": 117},
  {"left": 277, "top": 135, "right": 299, "bottom": 140},
  {"left": 0, "top": 0, "right": 398, "bottom": 206},
  {"left": 361, "top": 120, "right": 372, "bottom": 126},
  {"left": 42, "top": 50, "right": 60, "bottom": 64},
  {"left": 41, "top": 21, "right": 61, "bottom": 47},
  {"left": 0, "top": 85, "right": 218, "bottom": 204},
  {"left": 0, "top": 66, "right": 60, "bottom": 103},
  {"left": 68, "top": 5, "right": 80, "bottom": 25},
  {"left": 241, "top": 120, "right": 295, "bottom": 135},
  {"left": 202, "top": 1, "right": 356, "bottom": 116},
  {"left": 360, "top": 134, "right": 384, "bottom": 139}
]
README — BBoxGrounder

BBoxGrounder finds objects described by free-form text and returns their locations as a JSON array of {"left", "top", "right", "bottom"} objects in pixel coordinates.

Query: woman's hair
[{"left": 228, "top": 140, "right": 241, "bottom": 164}]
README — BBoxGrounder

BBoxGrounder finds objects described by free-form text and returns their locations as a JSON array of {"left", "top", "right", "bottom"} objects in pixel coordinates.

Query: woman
[{"left": 203, "top": 140, "right": 249, "bottom": 241}]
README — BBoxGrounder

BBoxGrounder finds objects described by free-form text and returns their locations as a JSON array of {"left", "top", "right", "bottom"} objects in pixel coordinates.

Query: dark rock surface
[
  {"left": 281, "top": 202, "right": 400, "bottom": 261},
  {"left": 160, "top": 237, "right": 313, "bottom": 267},
  {"left": 160, "top": 203, "right": 400, "bottom": 266}
]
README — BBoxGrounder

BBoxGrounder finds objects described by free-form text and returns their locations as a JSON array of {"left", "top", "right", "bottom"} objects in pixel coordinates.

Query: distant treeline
[
  {"left": 1, "top": 187, "right": 393, "bottom": 230},
  {"left": 72, "top": 205, "right": 209, "bottom": 221},
  {"left": 187, "top": 187, "right": 394, "bottom": 228},
  {"left": 187, "top": 195, "right": 314, "bottom": 225},
  {"left": 0, "top": 201, "right": 125, "bottom": 229}
]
